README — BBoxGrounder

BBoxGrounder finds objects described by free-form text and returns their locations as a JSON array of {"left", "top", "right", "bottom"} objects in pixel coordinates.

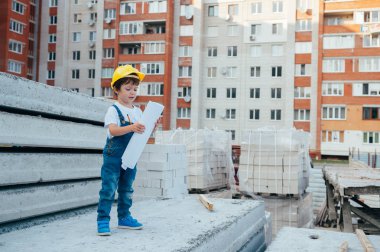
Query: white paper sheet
[{"left": 121, "top": 101, "right": 164, "bottom": 169}]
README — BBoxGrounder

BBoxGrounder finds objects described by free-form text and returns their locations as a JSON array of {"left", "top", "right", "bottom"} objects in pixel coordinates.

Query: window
[
  {"left": 49, "top": 34, "right": 57, "bottom": 43},
  {"left": 295, "top": 42, "right": 312, "bottom": 53},
  {"left": 251, "top": 24, "right": 261, "bottom": 35},
  {"left": 12, "top": 1, "right": 25, "bottom": 14},
  {"left": 226, "top": 67, "right": 237, "bottom": 78},
  {"left": 294, "top": 109, "right": 310, "bottom": 121},
  {"left": 206, "top": 109, "right": 216, "bottom": 119},
  {"left": 296, "top": 0, "right": 311, "bottom": 10},
  {"left": 208, "top": 47, "right": 217, "bottom": 57},
  {"left": 104, "top": 9, "right": 116, "bottom": 19},
  {"left": 102, "top": 87, "right": 113, "bottom": 97},
  {"left": 8, "top": 40, "right": 23, "bottom": 54},
  {"left": 323, "top": 59, "right": 345, "bottom": 73},
  {"left": 363, "top": 132, "right": 380, "bottom": 144},
  {"left": 323, "top": 35, "right": 354, "bottom": 49},
  {"left": 179, "top": 25, "right": 193, "bottom": 36},
  {"left": 294, "top": 87, "right": 311, "bottom": 98},
  {"left": 120, "top": 22, "right": 138, "bottom": 35},
  {"left": 74, "top": 0, "right": 78, "bottom": 4},
  {"left": 272, "top": 45, "right": 283, "bottom": 56},
  {"left": 88, "top": 69, "right": 95, "bottom": 79},
  {"left": 249, "top": 109, "right": 260, "bottom": 120},
  {"left": 50, "top": 16, "right": 57, "bottom": 25},
  {"left": 142, "top": 63, "right": 164, "bottom": 74},
  {"left": 89, "top": 50, "right": 96, "bottom": 60},
  {"left": 322, "top": 106, "right": 346, "bottom": 120},
  {"left": 120, "top": 2, "right": 136, "bottom": 15},
  {"left": 226, "top": 88, "right": 237, "bottom": 98},
  {"left": 73, "top": 13, "right": 82, "bottom": 23},
  {"left": 90, "top": 12, "right": 97, "bottom": 22},
  {"left": 72, "top": 51, "right": 80, "bottom": 60},
  {"left": 251, "top": 2, "right": 262, "bottom": 14},
  {"left": 8, "top": 60, "right": 22, "bottom": 74},
  {"left": 72, "top": 32, "right": 81, "bottom": 42},
  {"left": 296, "top": 19, "right": 311, "bottom": 31},
  {"left": 207, "top": 88, "right": 216, "bottom": 98},
  {"left": 326, "top": 17, "right": 343, "bottom": 26},
  {"left": 102, "top": 68, "right": 113, "bottom": 78},
  {"left": 250, "top": 46, "right": 262, "bottom": 57},
  {"left": 207, "top": 26, "right": 218, "bottom": 37},
  {"left": 139, "top": 83, "right": 164, "bottom": 96},
  {"left": 271, "top": 88, "right": 282, "bottom": 99},
  {"left": 359, "top": 57, "right": 380, "bottom": 72},
  {"left": 208, "top": 5, "right": 218, "bottom": 17},
  {"left": 148, "top": 0, "right": 167, "bottom": 13},
  {"left": 272, "top": 66, "right": 282, "bottom": 77},
  {"left": 250, "top": 66, "right": 261, "bottom": 77},
  {"left": 250, "top": 88, "right": 260, "bottom": 98},
  {"left": 179, "top": 66, "right": 192, "bottom": 77},
  {"left": 145, "top": 42, "right": 165, "bottom": 54},
  {"left": 227, "top": 46, "right": 237, "bottom": 57},
  {"left": 270, "top": 110, "right": 281, "bottom": 120},
  {"left": 322, "top": 131, "right": 344, "bottom": 143},
  {"left": 363, "top": 11, "right": 380, "bottom": 23},
  {"left": 295, "top": 64, "right": 310, "bottom": 76},
  {"left": 9, "top": 20, "right": 24, "bottom": 34},
  {"left": 48, "top": 51, "right": 56, "bottom": 61},
  {"left": 180, "top": 5, "right": 193, "bottom": 18},
  {"left": 179, "top": 46, "right": 192, "bottom": 57},
  {"left": 363, "top": 107, "right": 380, "bottom": 120},
  {"left": 322, "top": 83, "right": 344, "bottom": 96},
  {"left": 364, "top": 34, "right": 380, "bottom": 47},
  {"left": 353, "top": 83, "right": 380, "bottom": 96},
  {"left": 178, "top": 86, "right": 191, "bottom": 98},
  {"left": 71, "top": 69, "right": 80, "bottom": 79},
  {"left": 228, "top": 4, "right": 238, "bottom": 15},
  {"left": 272, "top": 23, "right": 282, "bottom": 35},
  {"left": 272, "top": 1, "right": 283, "bottom": 13},
  {"left": 47, "top": 70, "right": 55, "bottom": 80},
  {"left": 226, "top": 109, "right": 236, "bottom": 119},
  {"left": 103, "top": 48, "right": 114, "bottom": 59},
  {"left": 103, "top": 29, "right": 115, "bottom": 39},
  {"left": 177, "top": 107, "right": 191, "bottom": 118},
  {"left": 226, "top": 130, "right": 236, "bottom": 140},
  {"left": 207, "top": 67, "right": 217, "bottom": 78},
  {"left": 227, "top": 25, "right": 239, "bottom": 36}
]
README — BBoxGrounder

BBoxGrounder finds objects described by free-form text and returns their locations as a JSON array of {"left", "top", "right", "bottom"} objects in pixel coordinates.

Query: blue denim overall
[{"left": 97, "top": 104, "right": 137, "bottom": 222}]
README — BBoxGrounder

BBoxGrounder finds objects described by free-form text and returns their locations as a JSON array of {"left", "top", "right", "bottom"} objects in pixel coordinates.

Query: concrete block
[
  {"left": 0, "top": 111, "right": 105, "bottom": 149},
  {"left": 0, "top": 72, "right": 111, "bottom": 122}
]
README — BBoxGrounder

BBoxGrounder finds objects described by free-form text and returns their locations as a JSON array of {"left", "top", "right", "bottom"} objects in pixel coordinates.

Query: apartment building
[
  {"left": 318, "top": 0, "right": 380, "bottom": 157},
  {"left": 0, "top": 0, "right": 41, "bottom": 80}
]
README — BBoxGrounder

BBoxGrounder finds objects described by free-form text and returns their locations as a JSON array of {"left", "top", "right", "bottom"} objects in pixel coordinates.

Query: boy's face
[{"left": 117, "top": 82, "right": 139, "bottom": 105}]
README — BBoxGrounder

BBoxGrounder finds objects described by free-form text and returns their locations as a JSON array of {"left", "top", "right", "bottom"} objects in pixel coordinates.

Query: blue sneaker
[
  {"left": 118, "top": 215, "right": 143, "bottom": 230},
  {"left": 97, "top": 220, "right": 111, "bottom": 236}
]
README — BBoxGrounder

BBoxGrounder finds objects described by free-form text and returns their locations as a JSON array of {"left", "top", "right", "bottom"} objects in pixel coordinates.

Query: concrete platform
[
  {"left": 0, "top": 196, "right": 267, "bottom": 252},
  {"left": 267, "top": 227, "right": 380, "bottom": 251}
]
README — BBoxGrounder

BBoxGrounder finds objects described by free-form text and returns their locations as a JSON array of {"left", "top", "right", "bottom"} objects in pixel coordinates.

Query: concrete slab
[
  {"left": 267, "top": 227, "right": 380, "bottom": 251},
  {"left": 0, "top": 196, "right": 267, "bottom": 252}
]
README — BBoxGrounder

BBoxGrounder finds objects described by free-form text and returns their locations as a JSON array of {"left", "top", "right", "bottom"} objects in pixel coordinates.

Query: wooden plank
[
  {"left": 356, "top": 229, "right": 375, "bottom": 252},
  {"left": 351, "top": 206, "right": 380, "bottom": 229},
  {"left": 345, "top": 186, "right": 380, "bottom": 196},
  {"left": 326, "top": 183, "right": 337, "bottom": 221},
  {"left": 338, "top": 241, "right": 348, "bottom": 252},
  {"left": 199, "top": 194, "right": 214, "bottom": 211},
  {"left": 342, "top": 197, "right": 353, "bottom": 233}
]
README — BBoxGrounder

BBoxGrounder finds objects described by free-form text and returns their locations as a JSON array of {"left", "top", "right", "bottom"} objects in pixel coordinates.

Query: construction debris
[
  {"left": 356, "top": 229, "right": 375, "bottom": 252},
  {"left": 199, "top": 194, "right": 214, "bottom": 211}
]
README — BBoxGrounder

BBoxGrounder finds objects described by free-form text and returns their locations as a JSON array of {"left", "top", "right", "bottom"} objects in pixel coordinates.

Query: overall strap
[{"left": 112, "top": 104, "right": 126, "bottom": 124}]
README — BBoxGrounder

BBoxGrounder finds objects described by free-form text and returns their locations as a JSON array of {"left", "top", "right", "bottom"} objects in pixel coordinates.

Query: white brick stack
[
  {"left": 134, "top": 144, "right": 187, "bottom": 198},
  {"left": 156, "top": 129, "right": 233, "bottom": 192},
  {"left": 239, "top": 129, "right": 310, "bottom": 196}
]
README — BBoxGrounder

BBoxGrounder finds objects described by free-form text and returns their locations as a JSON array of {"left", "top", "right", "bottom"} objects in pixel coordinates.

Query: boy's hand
[
  {"left": 153, "top": 118, "right": 161, "bottom": 133},
  {"left": 132, "top": 122, "right": 145, "bottom": 134}
]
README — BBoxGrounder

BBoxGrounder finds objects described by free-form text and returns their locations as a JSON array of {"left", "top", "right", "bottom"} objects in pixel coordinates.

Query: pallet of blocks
[
  {"left": 156, "top": 129, "right": 234, "bottom": 192},
  {"left": 239, "top": 129, "right": 311, "bottom": 197},
  {"left": 134, "top": 144, "right": 187, "bottom": 198}
]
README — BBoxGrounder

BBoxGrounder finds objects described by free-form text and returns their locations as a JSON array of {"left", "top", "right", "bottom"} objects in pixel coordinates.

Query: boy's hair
[{"left": 113, "top": 73, "right": 140, "bottom": 92}]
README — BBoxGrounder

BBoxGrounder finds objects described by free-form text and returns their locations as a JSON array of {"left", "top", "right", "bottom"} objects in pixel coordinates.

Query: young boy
[{"left": 97, "top": 65, "right": 146, "bottom": 236}]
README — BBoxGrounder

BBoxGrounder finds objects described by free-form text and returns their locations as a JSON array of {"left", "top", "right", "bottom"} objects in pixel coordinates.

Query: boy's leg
[
  {"left": 97, "top": 160, "right": 120, "bottom": 222},
  {"left": 117, "top": 167, "right": 136, "bottom": 219}
]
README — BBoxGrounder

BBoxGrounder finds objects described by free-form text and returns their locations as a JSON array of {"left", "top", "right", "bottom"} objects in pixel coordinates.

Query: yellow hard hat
[{"left": 111, "top": 65, "right": 145, "bottom": 89}]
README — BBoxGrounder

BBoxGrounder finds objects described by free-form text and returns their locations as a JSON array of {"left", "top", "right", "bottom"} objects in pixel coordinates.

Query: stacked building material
[
  {"left": 306, "top": 168, "right": 326, "bottom": 214},
  {"left": 134, "top": 144, "right": 187, "bottom": 198},
  {"left": 262, "top": 192, "right": 313, "bottom": 236},
  {"left": 156, "top": 129, "right": 233, "bottom": 192},
  {"left": 239, "top": 129, "right": 310, "bottom": 196}
]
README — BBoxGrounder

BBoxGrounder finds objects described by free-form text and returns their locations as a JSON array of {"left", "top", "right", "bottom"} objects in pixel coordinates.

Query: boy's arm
[{"left": 108, "top": 123, "right": 145, "bottom": 136}]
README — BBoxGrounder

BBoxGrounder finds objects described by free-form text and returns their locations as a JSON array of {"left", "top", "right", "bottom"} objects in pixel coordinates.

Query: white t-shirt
[{"left": 104, "top": 102, "right": 143, "bottom": 139}]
